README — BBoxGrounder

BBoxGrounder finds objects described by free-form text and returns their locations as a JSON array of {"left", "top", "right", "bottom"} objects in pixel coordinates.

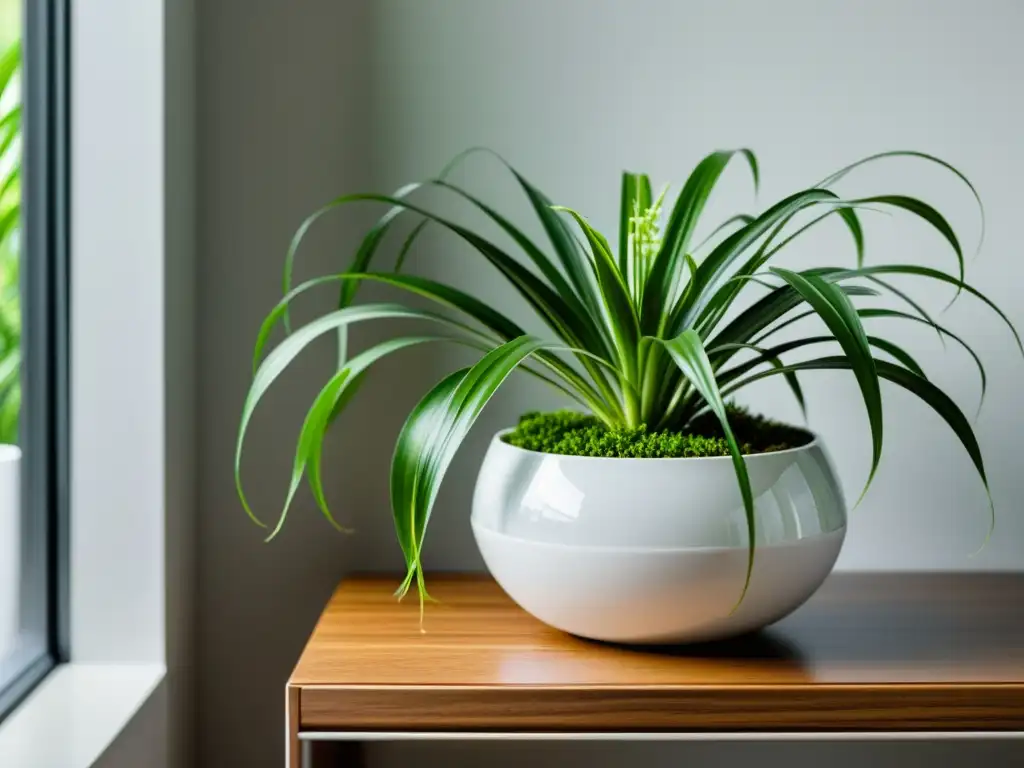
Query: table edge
[
  {"left": 297, "top": 730, "right": 1024, "bottom": 741},
  {"left": 295, "top": 682, "right": 1024, "bottom": 732}
]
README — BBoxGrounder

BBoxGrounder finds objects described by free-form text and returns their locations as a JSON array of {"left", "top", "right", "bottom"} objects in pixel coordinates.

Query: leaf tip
[
  {"left": 852, "top": 464, "right": 879, "bottom": 510},
  {"left": 236, "top": 481, "right": 267, "bottom": 529},
  {"left": 727, "top": 526, "right": 756, "bottom": 616},
  {"left": 394, "top": 575, "right": 412, "bottom": 601},
  {"left": 968, "top": 491, "right": 996, "bottom": 558},
  {"left": 328, "top": 518, "right": 355, "bottom": 535}
]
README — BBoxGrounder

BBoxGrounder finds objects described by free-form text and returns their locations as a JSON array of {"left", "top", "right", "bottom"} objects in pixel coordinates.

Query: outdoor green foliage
[
  {"left": 503, "top": 408, "right": 810, "bottom": 459},
  {"left": 0, "top": 40, "right": 19, "bottom": 445},
  {"left": 237, "top": 144, "right": 1016, "bottom": 611}
]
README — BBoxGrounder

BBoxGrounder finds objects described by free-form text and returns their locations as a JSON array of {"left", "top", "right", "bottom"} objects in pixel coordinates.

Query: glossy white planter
[{"left": 471, "top": 430, "right": 846, "bottom": 644}]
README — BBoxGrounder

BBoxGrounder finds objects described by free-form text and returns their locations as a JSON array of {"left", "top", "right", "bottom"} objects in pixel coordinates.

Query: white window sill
[{"left": 0, "top": 663, "right": 165, "bottom": 767}]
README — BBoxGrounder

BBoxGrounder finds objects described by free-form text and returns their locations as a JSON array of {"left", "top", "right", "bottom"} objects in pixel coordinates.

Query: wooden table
[{"left": 285, "top": 573, "right": 1024, "bottom": 766}]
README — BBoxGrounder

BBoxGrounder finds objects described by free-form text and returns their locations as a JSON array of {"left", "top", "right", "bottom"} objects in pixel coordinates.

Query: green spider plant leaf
[
  {"left": 748, "top": 267, "right": 942, "bottom": 347},
  {"left": 692, "top": 201, "right": 879, "bottom": 339},
  {"left": 236, "top": 303, "right": 493, "bottom": 528},
  {"left": 255, "top": 273, "right": 510, "bottom": 372},
  {"left": 708, "top": 341, "right": 808, "bottom": 421},
  {"left": 692, "top": 213, "right": 756, "bottom": 254},
  {"left": 429, "top": 146, "right": 603, "bottom": 316},
  {"left": 386, "top": 147, "right": 490, "bottom": 275},
  {"left": 280, "top": 182, "right": 416, "bottom": 332},
  {"left": 266, "top": 335, "right": 480, "bottom": 543},
  {"left": 391, "top": 336, "right": 552, "bottom": 609},
  {"left": 279, "top": 183, "right": 606, "bottom": 375},
  {"left": 859, "top": 307, "right": 986, "bottom": 415},
  {"left": 707, "top": 278, "right": 879, "bottom": 362},
  {"left": 717, "top": 332, "right": 931, "bottom": 386},
  {"left": 394, "top": 219, "right": 428, "bottom": 273},
  {"left": 770, "top": 358, "right": 807, "bottom": 421},
  {"left": 771, "top": 268, "right": 883, "bottom": 503},
  {"left": 832, "top": 264, "right": 1024, "bottom": 356},
  {"left": 865, "top": 336, "right": 928, "bottom": 380},
  {"left": 364, "top": 196, "right": 599, "bottom": 349},
  {"left": 713, "top": 333, "right": 924, "bottom": 399},
  {"left": 387, "top": 157, "right": 593, "bottom": 311},
  {"left": 307, "top": 369, "right": 367, "bottom": 523},
  {"left": 505, "top": 174, "right": 604, "bottom": 322},
  {"left": 390, "top": 147, "right": 608, "bottom": 335},
  {"left": 642, "top": 149, "right": 758, "bottom": 333},
  {"left": 768, "top": 206, "right": 867, "bottom": 268},
  {"left": 861, "top": 275, "right": 945, "bottom": 347},
  {"left": 282, "top": 191, "right": 606, "bottom": 365},
  {"left": 424, "top": 180, "right": 622, "bottom": 401},
  {"left": 724, "top": 356, "right": 993, "bottom": 540},
  {"left": 391, "top": 367, "right": 468, "bottom": 588},
  {"left": 836, "top": 208, "right": 865, "bottom": 267},
  {"left": 854, "top": 195, "right": 964, "bottom": 288},
  {"left": 553, "top": 206, "right": 639, "bottom": 376},
  {"left": 657, "top": 329, "right": 756, "bottom": 604},
  {"left": 431, "top": 179, "right": 586, "bottom": 310},
  {"left": 430, "top": 180, "right": 623, "bottom": 392},
  {"left": 252, "top": 270, "right": 609, "bottom": 416},
  {"left": 670, "top": 189, "right": 843, "bottom": 334},
  {"left": 817, "top": 150, "right": 984, "bottom": 254}
]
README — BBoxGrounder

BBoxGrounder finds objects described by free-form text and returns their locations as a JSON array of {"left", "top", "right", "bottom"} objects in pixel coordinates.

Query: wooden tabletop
[{"left": 287, "top": 572, "right": 1024, "bottom": 734}]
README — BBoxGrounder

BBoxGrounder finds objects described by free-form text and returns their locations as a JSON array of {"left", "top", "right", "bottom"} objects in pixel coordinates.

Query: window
[{"left": 0, "top": 0, "right": 68, "bottom": 722}]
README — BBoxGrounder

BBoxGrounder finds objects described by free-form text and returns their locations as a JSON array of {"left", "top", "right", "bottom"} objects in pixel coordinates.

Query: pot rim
[{"left": 491, "top": 426, "right": 821, "bottom": 463}]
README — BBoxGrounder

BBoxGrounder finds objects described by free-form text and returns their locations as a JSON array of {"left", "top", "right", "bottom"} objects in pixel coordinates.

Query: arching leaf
[
  {"left": 657, "top": 330, "right": 756, "bottom": 604},
  {"left": 391, "top": 336, "right": 553, "bottom": 610},
  {"left": 771, "top": 268, "right": 882, "bottom": 503}
]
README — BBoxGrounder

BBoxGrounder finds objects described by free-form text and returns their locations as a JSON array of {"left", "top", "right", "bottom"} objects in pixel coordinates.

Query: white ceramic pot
[
  {"left": 471, "top": 430, "right": 846, "bottom": 644},
  {"left": 0, "top": 444, "right": 21, "bottom": 657}
]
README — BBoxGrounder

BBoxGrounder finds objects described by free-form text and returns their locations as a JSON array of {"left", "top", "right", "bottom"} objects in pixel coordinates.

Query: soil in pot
[{"left": 502, "top": 407, "right": 813, "bottom": 459}]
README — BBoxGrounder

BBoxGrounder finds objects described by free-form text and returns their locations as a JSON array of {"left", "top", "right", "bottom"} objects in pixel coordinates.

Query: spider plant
[{"left": 237, "top": 146, "right": 1016, "bottom": 608}]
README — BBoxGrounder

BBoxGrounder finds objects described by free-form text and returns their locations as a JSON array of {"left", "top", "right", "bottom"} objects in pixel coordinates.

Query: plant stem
[
  {"left": 638, "top": 346, "right": 663, "bottom": 424},
  {"left": 655, "top": 377, "right": 691, "bottom": 430},
  {"left": 578, "top": 357, "right": 625, "bottom": 418},
  {"left": 622, "top": 384, "right": 642, "bottom": 428}
]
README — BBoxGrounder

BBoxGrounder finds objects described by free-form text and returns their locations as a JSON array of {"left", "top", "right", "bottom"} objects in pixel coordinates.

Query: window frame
[
  {"left": 0, "top": 0, "right": 70, "bottom": 723},
  {"left": 0, "top": 0, "right": 174, "bottom": 759}
]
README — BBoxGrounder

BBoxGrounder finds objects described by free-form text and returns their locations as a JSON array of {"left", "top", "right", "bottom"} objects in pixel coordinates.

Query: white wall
[
  {"left": 197, "top": 1, "right": 1024, "bottom": 766},
  {"left": 195, "top": 3, "right": 378, "bottom": 767}
]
